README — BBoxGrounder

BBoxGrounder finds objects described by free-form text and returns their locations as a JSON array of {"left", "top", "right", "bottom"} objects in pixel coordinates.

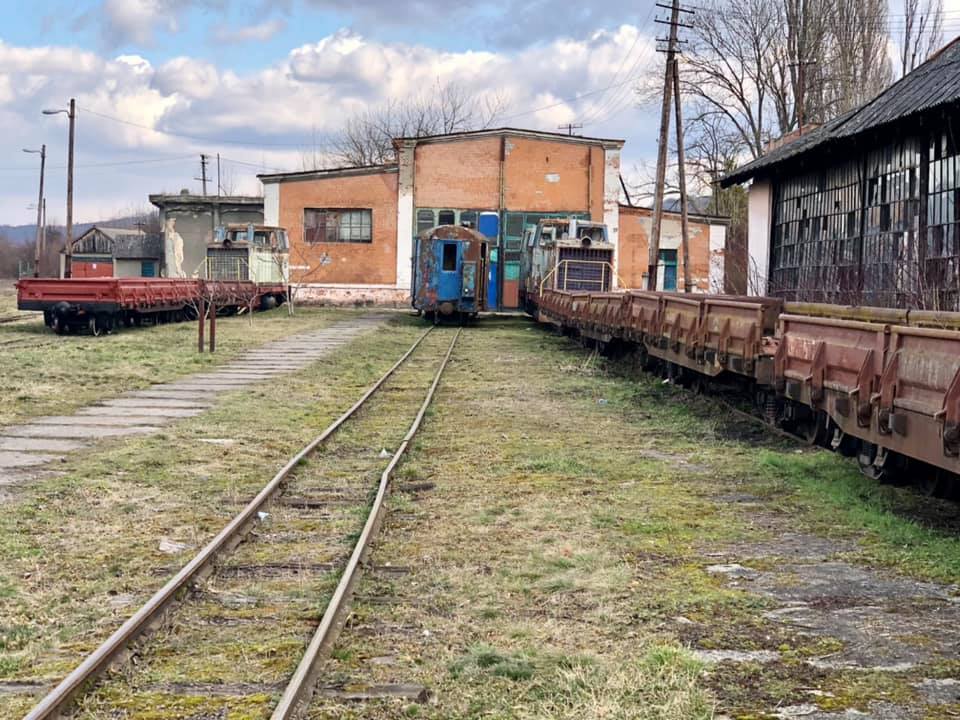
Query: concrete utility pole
[
  {"left": 673, "top": 66, "right": 692, "bottom": 292},
  {"left": 23, "top": 145, "right": 45, "bottom": 277},
  {"left": 647, "top": 0, "right": 692, "bottom": 291},
  {"left": 197, "top": 154, "right": 209, "bottom": 196},
  {"left": 42, "top": 98, "right": 75, "bottom": 277}
]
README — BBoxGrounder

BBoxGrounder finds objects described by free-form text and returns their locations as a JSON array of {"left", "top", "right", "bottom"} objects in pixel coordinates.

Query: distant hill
[{"left": 0, "top": 215, "right": 150, "bottom": 246}]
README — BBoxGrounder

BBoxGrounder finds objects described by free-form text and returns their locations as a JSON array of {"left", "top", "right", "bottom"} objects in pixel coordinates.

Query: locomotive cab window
[{"left": 442, "top": 242, "right": 458, "bottom": 271}]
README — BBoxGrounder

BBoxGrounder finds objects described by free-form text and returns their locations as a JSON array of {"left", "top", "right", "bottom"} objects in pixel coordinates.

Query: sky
[{"left": 0, "top": 0, "right": 667, "bottom": 226}]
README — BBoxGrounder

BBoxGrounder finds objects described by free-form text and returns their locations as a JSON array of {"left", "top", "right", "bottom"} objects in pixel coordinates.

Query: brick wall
[
  {"left": 503, "top": 137, "right": 603, "bottom": 217},
  {"left": 412, "top": 135, "right": 608, "bottom": 219},
  {"left": 278, "top": 170, "right": 399, "bottom": 285},
  {"left": 414, "top": 137, "right": 501, "bottom": 209},
  {"left": 618, "top": 206, "right": 718, "bottom": 291}
]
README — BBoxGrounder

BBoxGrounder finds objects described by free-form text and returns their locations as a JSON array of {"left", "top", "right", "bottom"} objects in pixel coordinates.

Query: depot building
[{"left": 258, "top": 128, "right": 730, "bottom": 308}]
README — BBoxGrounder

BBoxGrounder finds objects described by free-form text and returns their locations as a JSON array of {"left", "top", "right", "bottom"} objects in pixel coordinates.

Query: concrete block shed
[{"left": 149, "top": 193, "right": 263, "bottom": 279}]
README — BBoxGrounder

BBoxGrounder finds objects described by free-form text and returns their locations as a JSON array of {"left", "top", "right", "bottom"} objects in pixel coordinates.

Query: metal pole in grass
[
  {"left": 209, "top": 300, "right": 216, "bottom": 353},
  {"left": 198, "top": 297, "right": 205, "bottom": 353}
]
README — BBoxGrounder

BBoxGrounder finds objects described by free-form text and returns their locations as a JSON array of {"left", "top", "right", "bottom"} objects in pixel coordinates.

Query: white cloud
[
  {"left": 215, "top": 18, "right": 287, "bottom": 43},
  {"left": 101, "top": 0, "right": 179, "bottom": 46},
  {"left": 0, "top": 25, "right": 659, "bottom": 224}
]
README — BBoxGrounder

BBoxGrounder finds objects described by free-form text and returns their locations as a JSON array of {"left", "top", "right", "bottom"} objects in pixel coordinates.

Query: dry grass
[
  {"left": 305, "top": 318, "right": 960, "bottom": 719},
  {"left": 0, "top": 317, "right": 428, "bottom": 717},
  {"left": 4, "top": 316, "right": 959, "bottom": 719},
  {"left": 0, "top": 291, "right": 360, "bottom": 426}
]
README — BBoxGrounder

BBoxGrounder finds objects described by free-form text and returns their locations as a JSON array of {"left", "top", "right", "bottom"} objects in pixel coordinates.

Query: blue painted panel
[
  {"left": 478, "top": 212, "right": 499, "bottom": 239},
  {"left": 462, "top": 261, "right": 477, "bottom": 298},
  {"left": 487, "top": 247, "right": 499, "bottom": 310}
]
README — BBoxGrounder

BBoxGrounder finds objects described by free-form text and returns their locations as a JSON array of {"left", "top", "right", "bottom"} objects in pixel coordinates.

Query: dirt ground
[{"left": 2, "top": 316, "right": 959, "bottom": 719}]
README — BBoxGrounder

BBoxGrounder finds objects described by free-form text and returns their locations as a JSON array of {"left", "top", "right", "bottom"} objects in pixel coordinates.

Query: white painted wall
[
  {"left": 709, "top": 224, "right": 726, "bottom": 293},
  {"left": 603, "top": 146, "right": 622, "bottom": 284},
  {"left": 395, "top": 141, "right": 416, "bottom": 291},
  {"left": 747, "top": 178, "right": 772, "bottom": 296},
  {"left": 263, "top": 182, "right": 279, "bottom": 227}
]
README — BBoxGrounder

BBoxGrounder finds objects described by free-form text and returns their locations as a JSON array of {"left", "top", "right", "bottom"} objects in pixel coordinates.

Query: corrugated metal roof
[{"left": 723, "top": 36, "right": 960, "bottom": 186}]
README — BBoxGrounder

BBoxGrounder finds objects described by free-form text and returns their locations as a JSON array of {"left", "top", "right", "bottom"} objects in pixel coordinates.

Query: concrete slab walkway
[{"left": 0, "top": 314, "right": 388, "bottom": 489}]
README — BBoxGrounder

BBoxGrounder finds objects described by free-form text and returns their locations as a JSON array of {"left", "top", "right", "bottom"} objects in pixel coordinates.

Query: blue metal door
[
  {"left": 660, "top": 249, "right": 678, "bottom": 291},
  {"left": 437, "top": 241, "right": 462, "bottom": 300},
  {"left": 478, "top": 212, "right": 499, "bottom": 310}
]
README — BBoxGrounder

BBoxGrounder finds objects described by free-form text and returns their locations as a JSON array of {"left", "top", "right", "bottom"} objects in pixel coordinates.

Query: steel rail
[
  {"left": 271, "top": 327, "right": 462, "bottom": 720},
  {"left": 23, "top": 326, "right": 435, "bottom": 720}
]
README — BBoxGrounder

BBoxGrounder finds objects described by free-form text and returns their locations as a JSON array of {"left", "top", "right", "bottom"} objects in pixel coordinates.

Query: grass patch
[
  {"left": 755, "top": 451, "right": 960, "bottom": 581},
  {"left": 0, "top": 300, "right": 356, "bottom": 426}
]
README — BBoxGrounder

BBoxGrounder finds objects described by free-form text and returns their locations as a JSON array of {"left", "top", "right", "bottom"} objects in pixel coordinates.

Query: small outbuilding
[{"left": 63, "top": 226, "right": 162, "bottom": 278}]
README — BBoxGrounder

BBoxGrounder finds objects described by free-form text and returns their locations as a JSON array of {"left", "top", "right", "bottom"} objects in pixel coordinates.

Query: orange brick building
[
  {"left": 259, "top": 128, "right": 727, "bottom": 306},
  {"left": 619, "top": 205, "right": 729, "bottom": 292}
]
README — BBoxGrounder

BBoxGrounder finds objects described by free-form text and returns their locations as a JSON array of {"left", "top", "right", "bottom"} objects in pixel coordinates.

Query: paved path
[{"left": 0, "top": 315, "right": 388, "bottom": 490}]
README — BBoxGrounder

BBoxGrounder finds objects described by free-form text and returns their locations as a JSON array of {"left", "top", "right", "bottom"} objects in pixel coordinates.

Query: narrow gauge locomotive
[
  {"left": 520, "top": 218, "right": 614, "bottom": 314},
  {"left": 534, "top": 288, "right": 960, "bottom": 497},
  {"left": 411, "top": 225, "right": 489, "bottom": 321}
]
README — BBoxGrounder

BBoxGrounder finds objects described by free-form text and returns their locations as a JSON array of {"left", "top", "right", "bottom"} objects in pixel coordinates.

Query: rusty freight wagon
[{"left": 411, "top": 225, "right": 489, "bottom": 319}]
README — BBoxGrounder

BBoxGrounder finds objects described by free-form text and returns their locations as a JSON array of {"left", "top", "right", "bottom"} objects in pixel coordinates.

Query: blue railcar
[{"left": 412, "top": 225, "right": 489, "bottom": 319}]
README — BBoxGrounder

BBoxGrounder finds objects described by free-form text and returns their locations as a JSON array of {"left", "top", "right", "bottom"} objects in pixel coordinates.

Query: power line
[
  {"left": 0, "top": 154, "right": 195, "bottom": 172},
  {"left": 79, "top": 106, "right": 320, "bottom": 148},
  {"left": 576, "top": 9, "right": 656, "bottom": 126}
]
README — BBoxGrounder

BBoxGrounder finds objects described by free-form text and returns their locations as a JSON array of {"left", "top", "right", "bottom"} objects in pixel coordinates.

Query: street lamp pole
[
  {"left": 42, "top": 98, "right": 76, "bottom": 278},
  {"left": 23, "top": 145, "right": 46, "bottom": 277},
  {"left": 66, "top": 98, "right": 75, "bottom": 278}
]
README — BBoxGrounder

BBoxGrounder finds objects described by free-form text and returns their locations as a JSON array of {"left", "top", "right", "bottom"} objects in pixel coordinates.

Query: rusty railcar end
[{"left": 412, "top": 225, "right": 489, "bottom": 318}]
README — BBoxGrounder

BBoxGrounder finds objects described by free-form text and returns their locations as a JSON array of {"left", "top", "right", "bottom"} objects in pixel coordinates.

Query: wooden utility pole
[
  {"left": 647, "top": 0, "right": 691, "bottom": 290},
  {"left": 558, "top": 123, "right": 584, "bottom": 136},
  {"left": 673, "top": 65, "right": 691, "bottom": 292}
]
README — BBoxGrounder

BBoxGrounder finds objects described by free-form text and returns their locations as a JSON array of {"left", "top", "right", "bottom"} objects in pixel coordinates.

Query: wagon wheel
[
  {"left": 798, "top": 411, "right": 830, "bottom": 447},
  {"left": 689, "top": 375, "right": 707, "bottom": 395}
]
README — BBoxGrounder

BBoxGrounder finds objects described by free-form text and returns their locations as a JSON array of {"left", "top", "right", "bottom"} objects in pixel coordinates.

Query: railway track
[{"left": 23, "top": 326, "right": 461, "bottom": 720}]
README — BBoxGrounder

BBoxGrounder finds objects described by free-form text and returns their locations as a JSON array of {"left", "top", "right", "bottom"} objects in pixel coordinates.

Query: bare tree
[
  {"left": 327, "top": 80, "right": 508, "bottom": 167},
  {"left": 679, "top": 0, "right": 782, "bottom": 161},
  {"left": 826, "top": 0, "right": 892, "bottom": 114},
  {"left": 899, "top": 0, "right": 944, "bottom": 76}
]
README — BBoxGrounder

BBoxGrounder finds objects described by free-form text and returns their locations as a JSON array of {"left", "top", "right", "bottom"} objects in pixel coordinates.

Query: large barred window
[
  {"left": 925, "top": 127, "right": 960, "bottom": 310},
  {"left": 770, "top": 159, "right": 862, "bottom": 303},
  {"left": 861, "top": 139, "right": 921, "bottom": 307},
  {"left": 304, "top": 209, "right": 372, "bottom": 244}
]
